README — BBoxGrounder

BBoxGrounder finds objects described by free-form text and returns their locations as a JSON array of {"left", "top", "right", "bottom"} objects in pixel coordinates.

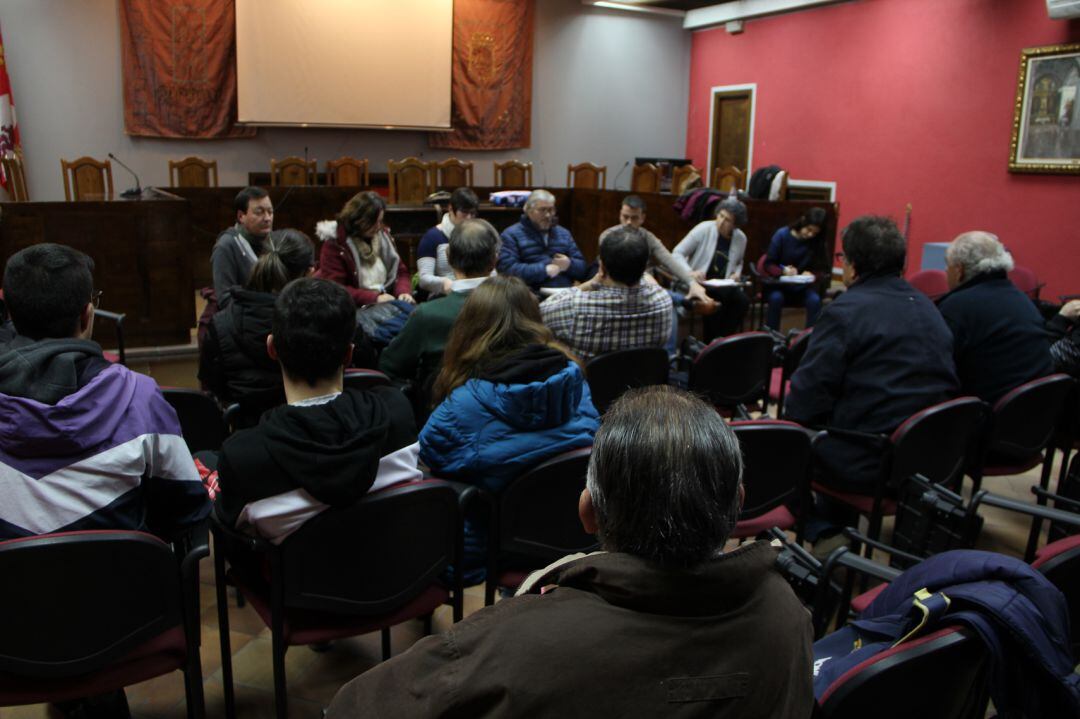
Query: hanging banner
[
  {"left": 120, "top": 0, "right": 254, "bottom": 138},
  {"left": 429, "top": 0, "right": 534, "bottom": 150},
  {"left": 0, "top": 23, "right": 23, "bottom": 190}
]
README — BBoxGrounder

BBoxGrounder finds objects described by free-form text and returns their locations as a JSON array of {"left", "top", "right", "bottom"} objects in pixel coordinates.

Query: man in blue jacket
[{"left": 498, "top": 189, "right": 588, "bottom": 291}]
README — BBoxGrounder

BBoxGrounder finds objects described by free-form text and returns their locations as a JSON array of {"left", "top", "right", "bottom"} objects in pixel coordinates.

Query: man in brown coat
[{"left": 327, "top": 385, "right": 814, "bottom": 718}]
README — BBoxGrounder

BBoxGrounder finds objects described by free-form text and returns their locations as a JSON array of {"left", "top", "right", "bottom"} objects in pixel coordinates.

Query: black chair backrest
[
  {"left": 161, "top": 388, "right": 229, "bottom": 453},
  {"left": 585, "top": 347, "right": 670, "bottom": 414},
  {"left": 344, "top": 369, "right": 392, "bottom": 392},
  {"left": 986, "top": 374, "right": 1075, "bottom": 460},
  {"left": 732, "top": 420, "right": 811, "bottom": 518},
  {"left": 817, "top": 627, "right": 989, "bottom": 719},
  {"left": 279, "top": 480, "right": 458, "bottom": 615},
  {"left": 889, "top": 397, "right": 988, "bottom": 490},
  {"left": 1032, "top": 536, "right": 1080, "bottom": 656},
  {"left": 0, "top": 531, "right": 182, "bottom": 678},
  {"left": 499, "top": 447, "right": 596, "bottom": 559},
  {"left": 690, "top": 332, "right": 774, "bottom": 409},
  {"left": 783, "top": 327, "right": 813, "bottom": 377}
]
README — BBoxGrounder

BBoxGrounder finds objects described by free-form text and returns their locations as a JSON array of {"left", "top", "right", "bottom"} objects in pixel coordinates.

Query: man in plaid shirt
[{"left": 540, "top": 226, "right": 672, "bottom": 363}]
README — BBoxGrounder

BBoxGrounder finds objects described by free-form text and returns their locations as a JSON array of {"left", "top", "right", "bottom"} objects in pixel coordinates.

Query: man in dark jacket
[
  {"left": 0, "top": 244, "right": 209, "bottom": 540},
  {"left": 215, "top": 277, "right": 420, "bottom": 543},
  {"left": 211, "top": 186, "right": 273, "bottom": 310},
  {"left": 937, "top": 231, "right": 1053, "bottom": 403},
  {"left": 498, "top": 189, "right": 588, "bottom": 291},
  {"left": 786, "top": 216, "right": 958, "bottom": 531},
  {"left": 328, "top": 386, "right": 814, "bottom": 719}
]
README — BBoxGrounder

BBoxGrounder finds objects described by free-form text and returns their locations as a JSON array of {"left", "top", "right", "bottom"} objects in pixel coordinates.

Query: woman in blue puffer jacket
[{"left": 421, "top": 276, "right": 599, "bottom": 576}]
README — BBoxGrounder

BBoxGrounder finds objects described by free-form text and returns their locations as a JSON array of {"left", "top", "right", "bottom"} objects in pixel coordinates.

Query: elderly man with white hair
[
  {"left": 498, "top": 189, "right": 588, "bottom": 291},
  {"left": 938, "top": 230, "right": 1053, "bottom": 403}
]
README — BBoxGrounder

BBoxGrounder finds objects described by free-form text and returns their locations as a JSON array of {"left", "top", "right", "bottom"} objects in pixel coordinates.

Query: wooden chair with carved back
[
  {"left": 61, "top": 156, "right": 114, "bottom": 201},
  {"left": 326, "top": 157, "right": 370, "bottom": 187},
  {"left": 671, "top": 164, "right": 701, "bottom": 196},
  {"left": 711, "top": 165, "right": 746, "bottom": 194},
  {"left": 1, "top": 153, "right": 29, "bottom": 201},
  {"left": 630, "top": 163, "right": 661, "bottom": 193},
  {"left": 430, "top": 158, "right": 474, "bottom": 189},
  {"left": 270, "top": 156, "right": 317, "bottom": 187},
  {"left": 493, "top": 160, "right": 533, "bottom": 188},
  {"left": 566, "top": 162, "right": 606, "bottom": 190},
  {"left": 388, "top": 157, "right": 432, "bottom": 204},
  {"left": 168, "top": 157, "right": 218, "bottom": 188}
]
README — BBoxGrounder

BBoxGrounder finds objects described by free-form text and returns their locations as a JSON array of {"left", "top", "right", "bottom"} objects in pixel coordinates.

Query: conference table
[{"left": 0, "top": 184, "right": 837, "bottom": 347}]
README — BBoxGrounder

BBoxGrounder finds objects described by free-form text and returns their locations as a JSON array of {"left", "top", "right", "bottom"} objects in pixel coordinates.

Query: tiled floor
[{"left": 2, "top": 454, "right": 1063, "bottom": 719}]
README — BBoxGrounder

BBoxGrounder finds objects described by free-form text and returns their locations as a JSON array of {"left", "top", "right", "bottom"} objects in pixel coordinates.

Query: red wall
[{"left": 687, "top": 0, "right": 1079, "bottom": 299}]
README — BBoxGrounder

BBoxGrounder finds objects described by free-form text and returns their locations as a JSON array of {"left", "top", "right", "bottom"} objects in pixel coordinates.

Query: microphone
[
  {"left": 108, "top": 153, "right": 142, "bottom": 198},
  {"left": 613, "top": 160, "right": 631, "bottom": 190}
]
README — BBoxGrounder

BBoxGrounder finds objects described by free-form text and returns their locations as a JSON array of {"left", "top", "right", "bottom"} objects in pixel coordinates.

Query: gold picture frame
[{"left": 1009, "top": 43, "right": 1080, "bottom": 174}]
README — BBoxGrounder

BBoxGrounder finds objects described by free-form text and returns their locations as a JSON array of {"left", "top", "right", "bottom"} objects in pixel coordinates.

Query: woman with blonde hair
[{"left": 316, "top": 191, "right": 414, "bottom": 306}]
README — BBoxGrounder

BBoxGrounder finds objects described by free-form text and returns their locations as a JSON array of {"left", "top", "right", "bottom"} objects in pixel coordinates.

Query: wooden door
[{"left": 709, "top": 89, "right": 752, "bottom": 191}]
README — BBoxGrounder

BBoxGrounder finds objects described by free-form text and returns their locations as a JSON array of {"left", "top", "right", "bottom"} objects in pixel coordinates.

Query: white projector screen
[{"left": 236, "top": 0, "right": 452, "bottom": 129}]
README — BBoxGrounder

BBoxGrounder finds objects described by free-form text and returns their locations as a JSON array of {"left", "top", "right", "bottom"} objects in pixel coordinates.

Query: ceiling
[{"left": 615, "top": 0, "right": 738, "bottom": 9}]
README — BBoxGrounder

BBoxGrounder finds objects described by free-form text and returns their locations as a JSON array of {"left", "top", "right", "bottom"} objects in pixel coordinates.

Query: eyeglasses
[
  {"left": 92, "top": 290, "right": 103, "bottom": 309},
  {"left": 532, "top": 206, "right": 556, "bottom": 215}
]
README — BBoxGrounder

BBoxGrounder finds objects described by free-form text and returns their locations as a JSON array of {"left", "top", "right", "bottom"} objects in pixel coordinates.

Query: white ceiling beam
[{"left": 684, "top": 0, "right": 853, "bottom": 30}]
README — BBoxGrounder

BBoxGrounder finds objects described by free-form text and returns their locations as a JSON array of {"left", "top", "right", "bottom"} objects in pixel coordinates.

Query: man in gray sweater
[{"left": 211, "top": 186, "right": 274, "bottom": 309}]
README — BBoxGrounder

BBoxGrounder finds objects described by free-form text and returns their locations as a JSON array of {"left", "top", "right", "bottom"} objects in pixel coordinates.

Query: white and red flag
[{"left": 0, "top": 23, "right": 22, "bottom": 192}]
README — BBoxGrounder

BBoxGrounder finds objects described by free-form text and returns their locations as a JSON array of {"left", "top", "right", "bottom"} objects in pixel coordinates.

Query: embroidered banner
[
  {"left": 0, "top": 23, "right": 23, "bottom": 191},
  {"left": 120, "top": 0, "right": 254, "bottom": 138},
  {"left": 429, "top": 0, "right": 534, "bottom": 150}
]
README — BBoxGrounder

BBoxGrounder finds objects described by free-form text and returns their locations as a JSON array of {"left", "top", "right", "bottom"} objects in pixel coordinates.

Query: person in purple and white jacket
[{"left": 0, "top": 244, "right": 210, "bottom": 541}]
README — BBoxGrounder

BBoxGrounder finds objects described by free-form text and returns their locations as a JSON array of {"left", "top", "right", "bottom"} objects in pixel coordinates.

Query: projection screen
[{"left": 235, "top": 0, "right": 452, "bottom": 129}]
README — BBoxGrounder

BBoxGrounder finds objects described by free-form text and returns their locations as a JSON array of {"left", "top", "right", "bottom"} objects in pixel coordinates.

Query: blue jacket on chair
[{"left": 498, "top": 215, "right": 588, "bottom": 290}]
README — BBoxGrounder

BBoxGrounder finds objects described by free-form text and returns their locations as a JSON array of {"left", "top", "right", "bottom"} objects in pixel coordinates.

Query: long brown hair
[
  {"left": 431, "top": 275, "right": 579, "bottom": 403},
  {"left": 246, "top": 229, "right": 314, "bottom": 293},
  {"left": 337, "top": 191, "right": 385, "bottom": 266}
]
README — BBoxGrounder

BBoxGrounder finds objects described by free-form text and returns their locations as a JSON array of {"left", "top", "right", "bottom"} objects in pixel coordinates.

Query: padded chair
[
  {"left": 584, "top": 347, "right": 669, "bottom": 415},
  {"left": 1, "top": 152, "right": 29, "bottom": 201},
  {"left": 388, "top": 157, "right": 433, "bottom": 203},
  {"left": 566, "top": 162, "right": 606, "bottom": 190},
  {"left": 326, "top": 156, "right": 370, "bottom": 187},
  {"left": 344, "top": 368, "right": 392, "bottom": 391},
  {"left": 769, "top": 327, "right": 813, "bottom": 419},
  {"left": 168, "top": 156, "right": 218, "bottom": 188},
  {"left": 688, "top": 331, "right": 775, "bottom": 419},
  {"left": 430, "top": 157, "right": 474, "bottom": 188},
  {"left": 493, "top": 159, "right": 533, "bottom": 188},
  {"left": 1008, "top": 265, "right": 1043, "bottom": 300},
  {"left": 908, "top": 269, "right": 949, "bottom": 301},
  {"left": 630, "top": 163, "right": 661, "bottom": 193},
  {"left": 815, "top": 626, "right": 989, "bottom": 719},
  {"left": 813, "top": 397, "right": 989, "bottom": 553},
  {"left": 269, "top": 156, "right": 317, "bottom": 186},
  {"left": 670, "top": 164, "right": 701, "bottom": 196},
  {"left": 161, "top": 388, "right": 230, "bottom": 454},
  {"left": 61, "top": 156, "right": 114, "bottom": 201},
  {"left": 212, "top": 480, "right": 461, "bottom": 719},
  {"left": 711, "top": 165, "right": 745, "bottom": 193},
  {"left": 0, "top": 530, "right": 207, "bottom": 717},
  {"left": 470, "top": 447, "right": 596, "bottom": 606},
  {"left": 730, "top": 420, "right": 813, "bottom": 539}
]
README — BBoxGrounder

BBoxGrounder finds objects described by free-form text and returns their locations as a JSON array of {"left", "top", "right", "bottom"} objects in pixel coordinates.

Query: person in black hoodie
[
  {"left": 214, "top": 277, "right": 420, "bottom": 544},
  {"left": 199, "top": 229, "right": 376, "bottom": 414}
]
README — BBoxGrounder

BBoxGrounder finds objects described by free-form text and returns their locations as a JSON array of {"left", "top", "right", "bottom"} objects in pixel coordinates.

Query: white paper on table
[
  {"left": 702, "top": 278, "right": 738, "bottom": 288},
  {"left": 779, "top": 275, "right": 815, "bottom": 284}
]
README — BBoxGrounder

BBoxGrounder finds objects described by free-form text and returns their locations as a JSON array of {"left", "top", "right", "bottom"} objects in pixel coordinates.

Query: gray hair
[
  {"left": 716, "top": 196, "right": 748, "bottom": 227},
  {"left": 448, "top": 218, "right": 500, "bottom": 277},
  {"left": 524, "top": 189, "right": 555, "bottom": 210},
  {"left": 946, "top": 231, "right": 1014, "bottom": 278},
  {"left": 586, "top": 385, "right": 743, "bottom": 567}
]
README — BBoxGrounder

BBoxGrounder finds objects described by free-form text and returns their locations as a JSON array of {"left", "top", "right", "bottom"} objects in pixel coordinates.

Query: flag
[{"left": 0, "top": 22, "right": 22, "bottom": 191}]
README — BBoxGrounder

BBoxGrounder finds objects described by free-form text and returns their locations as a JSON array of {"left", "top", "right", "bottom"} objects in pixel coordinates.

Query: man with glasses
[
  {"left": 212, "top": 186, "right": 274, "bottom": 309},
  {"left": 0, "top": 243, "right": 210, "bottom": 542},
  {"left": 416, "top": 187, "right": 481, "bottom": 298},
  {"left": 498, "top": 189, "right": 588, "bottom": 292}
]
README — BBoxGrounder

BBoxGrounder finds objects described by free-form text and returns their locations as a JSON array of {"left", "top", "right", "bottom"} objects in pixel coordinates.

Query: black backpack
[{"left": 747, "top": 164, "right": 783, "bottom": 199}]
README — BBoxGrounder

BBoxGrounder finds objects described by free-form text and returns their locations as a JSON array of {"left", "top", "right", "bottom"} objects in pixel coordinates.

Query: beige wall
[{"left": 0, "top": 0, "right": 690, "bottom": 201}]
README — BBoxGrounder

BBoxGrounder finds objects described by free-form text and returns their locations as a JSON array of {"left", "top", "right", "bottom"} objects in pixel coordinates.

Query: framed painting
[{"left": 1009, "top": 43, "right": 1080, "bottom": 174}]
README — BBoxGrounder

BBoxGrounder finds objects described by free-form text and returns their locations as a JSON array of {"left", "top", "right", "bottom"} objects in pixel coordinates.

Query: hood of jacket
[
  {"left": 223, "top": 288, "right": 278, "bottom": 370},
  {"left": 466, "top": 345, "right": 585, "bottom": 431},
  {"left": 256, "top": 389, "right": 391, "bottom": 505},
  {"left": 0, "top": 338, "right": 151, "bottom": 459}
]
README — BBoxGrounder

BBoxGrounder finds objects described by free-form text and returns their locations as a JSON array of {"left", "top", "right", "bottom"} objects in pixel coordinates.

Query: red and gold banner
[
  {"left": 119, "top": 0, "right": 253, "bottom": 139},
  {"left": 430, "top": 0, "right": 534, "bottom": 150}
]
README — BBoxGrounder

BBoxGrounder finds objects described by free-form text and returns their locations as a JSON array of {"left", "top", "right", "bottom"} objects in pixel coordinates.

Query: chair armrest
[
  {"left": 816, "top": 426, "right": 890, "bottom": 448},
  {"left": 971, "top": 490, "right": 1080, "bottom": 531},
  {"left": 1032, "top": 485, "right": 1080, "bottom": 513},
  {"left": 842, "top": 527, "right": 923, "bottom": 566},
  {"left": 175, "top": 520, "right": 210, "bottom": 580},
  {"left": 209, "top": 511, "right": 272, "bottom": 553}
]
